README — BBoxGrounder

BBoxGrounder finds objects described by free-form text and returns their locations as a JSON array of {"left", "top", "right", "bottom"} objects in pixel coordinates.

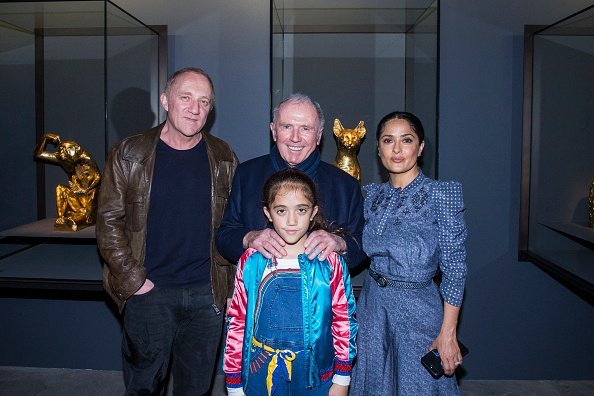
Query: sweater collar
[{"left": 270, "top": 144, "right": 321, "bottom": 179}]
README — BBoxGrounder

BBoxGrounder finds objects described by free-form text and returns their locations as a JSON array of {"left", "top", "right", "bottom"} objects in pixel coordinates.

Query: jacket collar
[
  {"left": 121, "top": 123, "right": 163, "bottom": 163},
  {"left": 122, "top": 122, "right": 233, "bottom": 164},
  {"left": 270, "top": 144, "right": 321, "bottom": 179}
]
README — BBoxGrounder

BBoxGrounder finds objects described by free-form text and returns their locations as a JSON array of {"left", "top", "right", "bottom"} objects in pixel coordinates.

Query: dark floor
[{"left": 0, "top": 366, "right": 593, "bottom": 396}]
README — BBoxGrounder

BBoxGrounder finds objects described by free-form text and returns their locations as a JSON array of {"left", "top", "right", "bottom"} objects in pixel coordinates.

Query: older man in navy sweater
[{"left": 216, "top": 94, "right": 365, "bottom": 269}]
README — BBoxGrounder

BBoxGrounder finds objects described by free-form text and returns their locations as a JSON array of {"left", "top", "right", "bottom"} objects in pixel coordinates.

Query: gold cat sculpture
[{"left": 333, "top": 119, "right": 366, "bottom": 181}]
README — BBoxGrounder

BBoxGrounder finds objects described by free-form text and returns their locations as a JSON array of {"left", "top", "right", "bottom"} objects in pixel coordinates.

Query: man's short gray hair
[{"left": 271, "top": 93, "right": 325, "bottom": 132}]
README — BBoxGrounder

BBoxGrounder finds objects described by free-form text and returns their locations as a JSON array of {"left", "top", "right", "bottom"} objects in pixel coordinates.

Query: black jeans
[{"left": 122, "top": 284, "right": 224, "bottom": 396}]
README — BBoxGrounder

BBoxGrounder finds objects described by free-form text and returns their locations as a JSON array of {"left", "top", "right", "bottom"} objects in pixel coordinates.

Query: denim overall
[{"left": 246, "top": 269, "right": 331, "bottom": 396}]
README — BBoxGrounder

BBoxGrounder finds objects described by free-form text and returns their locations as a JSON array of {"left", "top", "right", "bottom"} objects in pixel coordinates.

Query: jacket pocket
[{"left": 125, "top": 188, "right": 146, "bottom": 232}]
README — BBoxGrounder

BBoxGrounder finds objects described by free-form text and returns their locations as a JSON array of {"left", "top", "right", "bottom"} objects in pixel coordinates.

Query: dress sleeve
[
  {"left": 361, "top": 183, "right": 377, "bottom": 196},
  {"left": 432, "top": 181, "right": 467, "bottom": 307},
  {"left": 328, "top": 253, "right": 358, "bottom": 376},
  {"left": 223, "top": 249, "right": 255, "bottom": 389}
]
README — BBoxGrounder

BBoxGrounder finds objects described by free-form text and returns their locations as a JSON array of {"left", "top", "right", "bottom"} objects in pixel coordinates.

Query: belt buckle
[{"left": 376, "top": 275, "right": 388, "bottom": 288}]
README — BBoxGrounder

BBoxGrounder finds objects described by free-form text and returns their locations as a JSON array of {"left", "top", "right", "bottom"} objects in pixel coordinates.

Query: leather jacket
[{"left": 96, "top": 123, "right": 239, "bottom": 312}]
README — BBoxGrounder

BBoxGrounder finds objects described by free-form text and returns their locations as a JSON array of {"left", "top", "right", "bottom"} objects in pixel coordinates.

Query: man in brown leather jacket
[{"left": 96, "top": 67, "right": 238, "bottom": 395}]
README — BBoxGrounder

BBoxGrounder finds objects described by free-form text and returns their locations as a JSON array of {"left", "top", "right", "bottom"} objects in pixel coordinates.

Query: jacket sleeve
[
  {"left": 225, "top": 153, "right": 241, "bottom": 297},
  {"left": 216, "top": 167, "right": 251, "bottom": 263},
  {"left": 96, "top": 145, "right": 145, "bottom": 301},
  {"left": 342, "top": 184, "right": 366, "bottom": 270},
  {"left": 223, "top": 249, "right": 254, "bottom": 389},
  {"left": 329, "top": 253, "right": 358, "bottom": 375},
  {"left": 218, "top": 151, "right": 240, "bottom": 299}
]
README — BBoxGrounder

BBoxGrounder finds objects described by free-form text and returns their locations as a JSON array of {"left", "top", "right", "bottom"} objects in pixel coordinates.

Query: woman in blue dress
[{"left": 350, "top": 111, "right": 467, "bottom": 395}]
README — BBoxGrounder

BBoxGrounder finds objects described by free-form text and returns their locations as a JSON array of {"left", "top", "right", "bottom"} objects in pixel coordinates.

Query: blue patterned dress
[{"left": 350, "top": 170, "right": 467, "bottom": 396}]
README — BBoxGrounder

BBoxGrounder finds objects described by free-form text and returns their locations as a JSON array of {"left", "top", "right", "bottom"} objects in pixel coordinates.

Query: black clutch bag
[{"left": 421, "top": 340, "right": 469, "bottom": 379}]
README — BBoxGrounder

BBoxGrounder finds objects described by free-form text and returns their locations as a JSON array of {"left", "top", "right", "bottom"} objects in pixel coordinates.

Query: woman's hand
[
  {"left": 431, "top": 302, "right": 462, "bottom": 376},
  {"left": 429, "top": 334, "right": 462, "bottom": 376}
]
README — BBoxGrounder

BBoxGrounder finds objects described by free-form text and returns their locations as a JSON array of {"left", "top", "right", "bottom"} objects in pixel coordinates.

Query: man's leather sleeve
[{"left": 96, "top": 146, "right": 145, "bottom": 301}]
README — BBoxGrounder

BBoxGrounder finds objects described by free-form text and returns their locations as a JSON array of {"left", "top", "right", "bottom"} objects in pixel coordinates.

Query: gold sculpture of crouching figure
[
  {"left": 333, "top": 119, "right": 366, "bottom": 181},
  {"left": 34, "top": 134, "right": 101, "bottom": 231}
]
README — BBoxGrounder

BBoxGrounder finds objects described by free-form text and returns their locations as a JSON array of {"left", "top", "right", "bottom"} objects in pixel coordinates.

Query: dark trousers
[{"left": 122, "top": 284, "right": 224, "bottom": 396}]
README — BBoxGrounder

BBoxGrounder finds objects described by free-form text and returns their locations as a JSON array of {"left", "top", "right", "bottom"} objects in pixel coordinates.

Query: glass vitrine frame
[
  {"left": 0, "top": 0, "right": 166, "bottom": 292},
  {"left": 520, "top": 5, "right": 594, "bottom": 298},
  {"left": 270, "top": 0, "right": 440, "bottom": 185}
]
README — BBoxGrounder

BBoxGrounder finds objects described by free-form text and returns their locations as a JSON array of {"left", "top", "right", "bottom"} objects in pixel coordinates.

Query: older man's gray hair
[{"left": 271, "top": 93, "right": 325, "bottom": 132}]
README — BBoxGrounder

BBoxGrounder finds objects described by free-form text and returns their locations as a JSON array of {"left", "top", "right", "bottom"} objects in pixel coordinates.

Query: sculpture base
[{"left": 53, "top": 222, "right": 93, "bottom": 232}]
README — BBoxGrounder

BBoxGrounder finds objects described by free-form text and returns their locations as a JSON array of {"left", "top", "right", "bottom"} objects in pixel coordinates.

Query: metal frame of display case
[
  {"left": 270, "top": 0, "right": 440, "bottom": 184},
  {"left": 520, "top": 5, "right": 594, "bottom": 300},
  {"left": 270, "top": 1, "right": 440, "bottom": 295},
  {"left": 0, "top": 1, "right": 167, "bottom": 296}
]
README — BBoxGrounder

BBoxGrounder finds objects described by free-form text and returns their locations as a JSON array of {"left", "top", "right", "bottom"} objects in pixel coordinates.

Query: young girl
[{"left": 223, "top": 169, "right": 357, "bottom": 396}]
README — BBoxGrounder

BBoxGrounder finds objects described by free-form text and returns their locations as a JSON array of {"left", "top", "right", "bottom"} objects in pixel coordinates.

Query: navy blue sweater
[
  {"left": 145, "top": 139, "right": 211, "bottom": 288},
  {"left": 215, "top": 147, "right": 365, "bottom": 269}
]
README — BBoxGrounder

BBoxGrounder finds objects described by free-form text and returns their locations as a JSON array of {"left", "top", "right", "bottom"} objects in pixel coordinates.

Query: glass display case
[
  {"left": 271, "top": 0, "right": 439, "bottom": 185},
  {"left": 520, "top": 5, "right": 594, "bottom": 296},
  {"left": 272, "top": 1, "right": 439, "bottom": 291},
  {"left": 0, "top": 1, "right": 166, "bottom": 291}
]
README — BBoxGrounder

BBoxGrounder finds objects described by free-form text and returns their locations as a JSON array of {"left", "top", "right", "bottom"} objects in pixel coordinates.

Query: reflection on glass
[
  {"left": 523, "top": 5, "right": 594, "bottom": 282},
  {"left": 271, "top": 1, "right": 438, "bottom": 184},
  {"left": 0, "top": 1, "right": 161, "bottom": 231}
]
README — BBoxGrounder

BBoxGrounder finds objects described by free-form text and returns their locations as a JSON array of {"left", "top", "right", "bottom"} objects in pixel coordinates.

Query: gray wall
[
  {"left": 117, "top": 0, "right": 271, "bottom": 163},
  {"left": 0, "top": 297, "right": 121, "bottom": 370},
  {"left": 2, "top": 0, "right": 594, "bottom": 380}
]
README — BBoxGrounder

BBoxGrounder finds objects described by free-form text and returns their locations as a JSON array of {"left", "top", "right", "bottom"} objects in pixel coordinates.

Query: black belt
[{"left": 369, "top": 268, "right": 432, "bottom": 289}]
